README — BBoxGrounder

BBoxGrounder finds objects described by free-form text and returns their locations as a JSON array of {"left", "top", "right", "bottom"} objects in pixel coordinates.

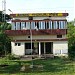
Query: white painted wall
[
  {"left": 14, "top": 17, "right": 28, "bottom": 20},
  {"left": 53, "top": 41, "right": 68, "bottom": 55},
  {"left": 13, "top": 16, "right": 66, "bottom": 20},
  {"left": 11, "top": 41, "right": 68, "bottom": 56},
  {"left": 33, "top": 17, "right": 66, "bottom": 20},
  {"left": 11, "top": 42, "right": 25, "bottom": 56},
  {"left": 12, "top": 35, "right": 66, "bottom": 41}
]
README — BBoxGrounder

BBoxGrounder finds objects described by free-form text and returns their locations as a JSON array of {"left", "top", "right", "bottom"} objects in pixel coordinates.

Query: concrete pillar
[
  {"left": 39, "top": 42, "right": 41, "bottom": 56},
  {"left": 53, "top": 42, "right": 55, "bottom": 55},
  {"left": 24, "top": 43, "right": 26, "bottom": 55},
  {"left": 44, "top": 42, "right": 46, "bottom": 54}
]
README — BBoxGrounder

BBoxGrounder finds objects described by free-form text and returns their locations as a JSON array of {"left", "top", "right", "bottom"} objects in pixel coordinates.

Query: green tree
[
  {"left": 0, "top": 11, "right": 11, "bottom": 22},
  {"left": 67, "top": 21, "right": 75, "bottom": 47},
  {"left": 0, "top": 22, "right": 11, "bottom": 56},
  {"left": 0, "top": 11, "right": 11, "bottom": 56},
  {"left": 67, "top": 21, "right": 75, "bottom": 60}
]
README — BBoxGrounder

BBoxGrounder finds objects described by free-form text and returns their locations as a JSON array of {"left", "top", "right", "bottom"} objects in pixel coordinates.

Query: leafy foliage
[
  {"left": 67, "top": 22, "right": 75, "bottom": 47},
  {"left": 0, "top": 22, "right": 11, "bottom": 56},
  {"left": 67, "top": 21, "right": 75, "bottom": 60},
  {"left": 0, "top": 11, "right": 11, "bottom": 22}
]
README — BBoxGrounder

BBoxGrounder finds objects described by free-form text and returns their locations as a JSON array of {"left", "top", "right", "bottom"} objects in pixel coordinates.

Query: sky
[{"left": 0, "top": 0, "right": 74, "bottom": 21}]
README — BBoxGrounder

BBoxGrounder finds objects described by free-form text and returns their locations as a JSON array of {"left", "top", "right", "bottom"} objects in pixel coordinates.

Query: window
[
  {"left": 25, "top": 43, "right": 31, "bottom": 49},
  {"left": 15, "top": 43, "right": 21, "bottom": 46},
  {"left": 52, "top": 21, "right": 54, "bottom": 29},
  {"left": 45, "top": 22, "right": 47, "bottom": 29},
  {"left": 59, "top": 21, "right": 66, "bottom": 29},
  {"left": 45, "top": 21, "right": 49, "bottom": 29},
  {"left": 26, "top": 22, "right": 30, "bottom": 29},
  {"left": 31, "top": 22, "right": 35, "bottom": 29},
  {"left": 57, "top": 35, "right": 62, "bottom": 38},
  {"left": 49, "top": 21, "right": 52, "bottom": 29},
  {"left": 21, "top": 22, "right": 26, "bottom": 29},
  {"left": 57, "top": 21, "right": 59, "bottom": 29},
  {"left": 53, "top": 21, "right": 57, "bottom": 29},
  {"left": 25, "top": 43, "right": 34, "bottom": 49},
  {"left": 12, "top": 22, "right": 16, "bottom": 30},
  {"left": 18, "top": 43, "right": 21, "bottom": 46},
  {"left": 46, "top": 21, "right": 49, "bottom": 29},
  {"left": 39, "top": 21, "right": 41, "bottom": 29},
  {"left": 15, "top": 43, "right": 17, "bottom": 46},
  {"left": 63, "top": 21, "right": 66, "bottom": 29},
  {"left": 60, "top": 21, "right": 64, "bottom": 29},
  {"left": 29, "top": 17, "right": 33, "bottom": 20},
  {"left": 41, "top": 21, "right": 45, "bottom": 29},
  {"left": 35, "top": 22, "right": 39, "bottom": 29},
  {"left": 16, "top": 22, "right": 20, "bottom": 30}
]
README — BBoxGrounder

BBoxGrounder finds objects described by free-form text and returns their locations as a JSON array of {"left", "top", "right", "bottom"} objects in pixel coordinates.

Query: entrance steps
[
  {"left": 41, "top": 54, "right": 54, "bottom": 58},
  {"left": 20, "top": 54, "right": 54, "bottom": 60},
  {"left": 20, "top": 55, "right": 38, "bottom": 60}
]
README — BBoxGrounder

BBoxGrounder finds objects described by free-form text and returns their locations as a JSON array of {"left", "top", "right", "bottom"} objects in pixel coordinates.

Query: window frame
[
  {"left": 57, "top": 35, "right": 62, "bottom": 38},
  {"left": 15, "top": 43, "right": 21, "bottom": 46}
]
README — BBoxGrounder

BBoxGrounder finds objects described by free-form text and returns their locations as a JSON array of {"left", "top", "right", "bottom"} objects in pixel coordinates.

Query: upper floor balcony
[
  {"left": 5, "top": 19, "right": 67, "bottom": 36},
  {"left": 5, "top": 29, "right": 67, "bottom": 36},
  {"left": 11, "top": 20, "right": 67, "bottom": 30}
]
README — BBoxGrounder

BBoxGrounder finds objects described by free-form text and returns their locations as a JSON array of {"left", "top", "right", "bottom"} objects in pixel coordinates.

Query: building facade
[{"left": 5, "top": 13, "right": 68, "bottom": 56}]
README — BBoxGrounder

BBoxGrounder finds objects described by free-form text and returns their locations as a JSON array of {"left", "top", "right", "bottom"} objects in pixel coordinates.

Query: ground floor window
[
  {"left": 15, "top": 43, "right": 21, "bottom": 46},
  {"left": 25, "top": 43, "right": 34, "bottom": 49}
]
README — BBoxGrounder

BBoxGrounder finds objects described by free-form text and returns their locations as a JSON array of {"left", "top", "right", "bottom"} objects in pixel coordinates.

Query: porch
[{"left": 25, "top": 42, "right": 53, "bottom": 56}]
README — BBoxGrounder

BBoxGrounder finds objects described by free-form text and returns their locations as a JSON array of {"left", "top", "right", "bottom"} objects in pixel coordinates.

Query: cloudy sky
[{"left": 0, "top": 0, "right": 74, "bottom": 21}]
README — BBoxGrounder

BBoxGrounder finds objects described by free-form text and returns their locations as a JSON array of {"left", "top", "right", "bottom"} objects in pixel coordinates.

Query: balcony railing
[{"left": 5, "top": 29, "right": 67, "bottom": 36}]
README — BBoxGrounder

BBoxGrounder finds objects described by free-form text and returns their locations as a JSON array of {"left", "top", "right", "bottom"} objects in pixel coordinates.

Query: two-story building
[{"left": 5, "top": 13, "right": 68, "bottom": 57}]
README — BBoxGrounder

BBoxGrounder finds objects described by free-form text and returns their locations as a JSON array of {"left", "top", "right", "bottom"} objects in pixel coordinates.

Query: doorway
[
  {"left": 45, "top": 42, "right": 53, "bottom": 54},
  {"left": 25, "top": 43, "right": 34, "bottom": 55},
  {"left": 41, "top": 43, "right": 44, "bottom": 54}
]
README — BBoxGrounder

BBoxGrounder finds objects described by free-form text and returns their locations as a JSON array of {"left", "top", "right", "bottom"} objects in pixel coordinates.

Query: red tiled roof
[{"left": 5, "top": 29, "right": 67, "bottom": 36}]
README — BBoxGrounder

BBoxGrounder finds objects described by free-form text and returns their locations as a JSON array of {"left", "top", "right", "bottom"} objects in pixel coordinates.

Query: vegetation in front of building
[
  {"left": 0, "top": 58, "right": 75, "bottom": 75},
  {"left": 67, "top": 21, "right": 75, "bottom": 60},
  {"left": 0, "top": 22, "right": 11, "bottom": 56}
]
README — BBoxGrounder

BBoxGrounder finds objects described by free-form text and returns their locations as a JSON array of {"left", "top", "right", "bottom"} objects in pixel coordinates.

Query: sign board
[{"left": 11, "top": 13, "right": 68, "bottom": 17}]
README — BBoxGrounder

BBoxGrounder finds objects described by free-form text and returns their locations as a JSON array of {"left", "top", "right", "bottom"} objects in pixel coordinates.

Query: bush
[
  {"left": 5, "top": 54, "right": 20, "bottom": 60},
  {"left": 68, "top": 45, "right": 75, "bottom": 60}
]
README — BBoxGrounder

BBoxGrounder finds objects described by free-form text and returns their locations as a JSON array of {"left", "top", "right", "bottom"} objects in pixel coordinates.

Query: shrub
[
  {"left": 68, "top": 45, "right": 75, "bottom": 60},
  {"left": 5, "top": 54, "right": 20, "bottom": 60}
]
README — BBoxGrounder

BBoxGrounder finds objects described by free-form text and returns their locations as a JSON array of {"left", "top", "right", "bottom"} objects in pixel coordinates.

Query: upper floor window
[
  {"left": 41, "top": 21, "right": 45, "bottom": 29},
  {"left": 59, "top": 21, "right": 66, "bottom": 29},
  {"left": 46, "top": 21, "right": 49, "bottom": 29},
  {"left": 35, "top": 22, "right": 39, "bottom": 29},
  {"left": 49, "top": 21, "right": 52, "bottom": 29},
  {"left": 52, "top": 21, "right": 54, "bottom": 29},
  {"left": 12, "top": 22, "right": 16, "bottom": 30},
  {"left": 21, "top": 22, "right": 26, "bottom": 29},
  {"left": 31, "top": 22, "right": 35, "bottom": 29},
  {"left": 26, "top": 22, "right": 30, "bottom": 29},
  {"left": 11, "top": 20, "right": 67, "bottom": 30},
  {"left": 53, "top": 21, "right": 58, "bottom": 29},
  {"left": 29, "top": 17, "right": 33, "bottom": 20},
  {"left": 16, "top": 22, "right": 21, "bottom": 30}
]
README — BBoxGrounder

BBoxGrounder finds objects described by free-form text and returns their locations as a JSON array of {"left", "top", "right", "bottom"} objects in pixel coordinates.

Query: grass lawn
[{"left": 0, "top": 57, "right": 75, "bottom": 75}]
